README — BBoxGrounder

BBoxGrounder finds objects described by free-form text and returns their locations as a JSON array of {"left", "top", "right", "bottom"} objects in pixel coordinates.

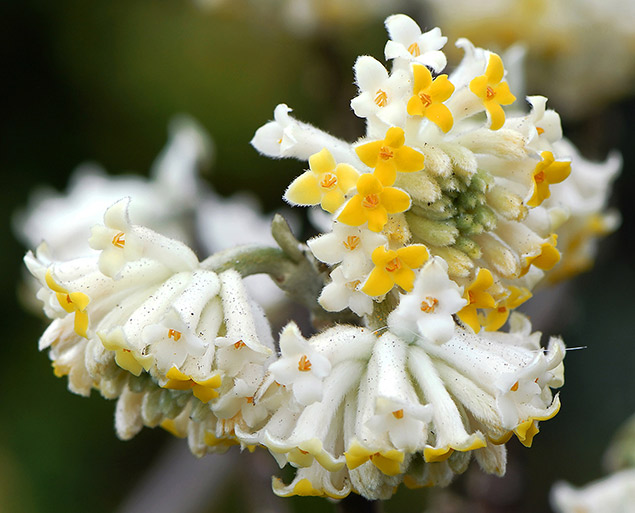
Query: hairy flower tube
[
  {"left": 23, "top": 11, "right": 621, "bottom": 505},
  {"left": 252, "top": 13, "right": 619, "bottom": 335},
  {"left": 26, "top": 199, "right": 275, "bottom": 450}
]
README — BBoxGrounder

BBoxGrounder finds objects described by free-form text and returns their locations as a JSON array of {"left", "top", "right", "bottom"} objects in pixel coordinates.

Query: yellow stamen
[
  {"left": 345, "top": 280, "right": 361, "bottom": 291},
  {"left": 343, "top": 235, "right": 361, "bottom": 251},
  {"left": 418, "top": 92, "right": 432, "bottom": 107},
  {"left": 420, "top": 296, "right": 438, "bottom": 313},
  {"left": 168, "top": 329, "right": 182, "bottom": 341},
  {"left": 112, "top": 232, "right": 125, "bottom": 248},
  {"left": 234, "top": 340, "right": 246, "bottom": 349},
  {"left": 246, "top": 396, "right": 254, "bottom": 404},
  {"left": 298, "top": 355, "right": 312, "bottom": 372},
  {"left": 534, "top": 170, "right": 545, "bottom": 184},
  {"left": 385, "top": 258, "right": 401, "bottom": 272},
  {"left": 408, "top": 42, "right": 421, "bottom": 57},
  {"left": 486, "top": 86, "right": 496, "bottom": 99},
  {"left": 510, "top": 381, "right": 519, "bottom": 392},
  {"left": 392, "top": 409, "right": 404, "bottom": 419},
  {"left": 536, "top": 127, "right": 545, "bottom": 135},
  {"left": 374, "top": 89, "right": 388, "bottom": 107},
  {"left": 319, "top": 173, "right": 338, "bottom": 190},
  {"left": 379, "top": 146, "right": 394, "bottom": 160},
  {"left": 362, "top": 193, "right": 380, "bottom": 209}
]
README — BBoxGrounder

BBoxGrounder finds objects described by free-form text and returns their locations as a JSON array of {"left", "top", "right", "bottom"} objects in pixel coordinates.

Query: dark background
[{"left": 3, "top": 1, "right": 634, "bottom": 512}]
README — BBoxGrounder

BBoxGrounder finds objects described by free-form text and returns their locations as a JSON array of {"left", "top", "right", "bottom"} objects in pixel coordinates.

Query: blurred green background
[{"left": 3, "top": 1, "right": 634, "bottom": 512}]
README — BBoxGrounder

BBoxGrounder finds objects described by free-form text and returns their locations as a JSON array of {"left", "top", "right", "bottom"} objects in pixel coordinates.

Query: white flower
[
  {"left": 384, "top": 15, "right": 448, "bottom": 73},
  {"left": 551, "top": 469, "right": 635, "bottom": 513},
  {"left": 258, "top": 314, "right": 564, "bottom": 499},
  {"left": 89, "top": 197, "right": 199, "bottom": 278},
  {"left": 14, "top": 116, "right": 210, "bottom": 260},
  {"left": 251, "top": 104, "right": 362, "bottom": 168},
  {"left": 388, "top": 256, "right": 467, "bottom": 343},
  {"left": 268, "top": 323, "right": 332, "bottom": 406},
  {"left": 307, "top": 222, "right": 386, "bottom": 279},
  {"left": 350, "top": 56, "right": 410, "bottom": 130},
  {"left": 142, "top": 307, "right": 209, "bottom": 374},
  {"left": 318, "top": 267, "right": 374, "bottom": 316}
]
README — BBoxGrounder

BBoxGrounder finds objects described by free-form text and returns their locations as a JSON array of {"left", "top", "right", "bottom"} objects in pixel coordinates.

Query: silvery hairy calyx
[{"left": 24, "top": 14, "right": 619, "bottom": 502}]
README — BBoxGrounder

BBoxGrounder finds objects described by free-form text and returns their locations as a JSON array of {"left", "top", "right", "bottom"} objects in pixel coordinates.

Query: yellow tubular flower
[
  {"left": 45, "top": 270, "right": 90, "bottom": 338},
  {"left": 456, "top": 268, "right": 496, "bottom": 332},
  {"left": 407, "top": 64, "right": 455, "bottom": 133},
  {"left": 522, "top": 234, "right": 561, "bottom": 275},
  {"left": 344, "top": 441, "right": 405, "bottom": 476},
  {"left": 284, "top": 148, "right": 360, "bottom": 213},
  {"left": 362, "top": 244, "right": 429, "bottom": 297},
  {"left": 484, "top": 286, "right": 532, "bottom": 332},
  {"left": 469, "top": 53, "right": 516, "bottom": 130},
  {"left": 163, "top": 366, "right": 222, "bottom": 403},
  {"left": 337, "top": 173, "right": 411, "bottom": 232},
  {"left": 355, "top": 126, "right": 425, "bottom": 186},
  {"left": 527, "top": 151, "right": 572, "bottom": 207}
]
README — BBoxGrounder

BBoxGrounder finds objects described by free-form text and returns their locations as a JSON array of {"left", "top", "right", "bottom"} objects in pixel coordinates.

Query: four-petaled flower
[
  {"left": 350, "top": 56, "right": 410, "bottom": 127},
  {"left": 142, "top": 309, "right": 208, "bottom": 373},
  {"left": 407, "top": 64, "right": 455, "bottom": 133},
  {"left": 456, "top": 268, "right": 496, "bottom": 332},
  {"left": 388, "top": 257, "right": 467, "bottom": 343},
  {"left": 307, "top": 222, "right": 386, "bottom": 279},
  {"left": 384, "top": 14, "right": 448, "bottom": 73},
  {"left": 268, "top": 323, "right": 332, "bottom": 405},
  {"left": 362, "top": 244, "right": 429, "bottom": 297},
  {"left": 337, "top": 173, "right": 411, "bottom": 232},
  {"left": 469, "top": 53, "right": 516, "bottom": 130},
  {"left": 284, "top": 148, "right": 359, "bottom": 213},
  {"left": 355, "top": 127, "right": 425, "bottom": 186},
  {"left": 527, "top": 151, "right": 572, "bottom": 207}
]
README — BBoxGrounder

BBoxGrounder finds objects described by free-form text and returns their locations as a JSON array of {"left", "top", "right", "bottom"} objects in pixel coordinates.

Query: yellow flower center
[
  {"left": 408, "top": 42, "right": 421, "bottom": 57},
  {"left": 374, "top": 89, "right": 388, "bottom": 107},
  {"left": 420, "top": 296, "right": 439, "bottom": 313},
  {"left": 486, "top": 86, "right": 496, "bottom": 100},
  {"left": 468, "top": 290, "right": 476, "bottom": 304},
  {"left": 379, "top": 146, "right": 394, "bottom": 160},
  {"left": 298, "top": 355, "right": 312, "bottom": 372},
  {"left": 536, "top": 127, "right": 545, "bottom": 135},
  {"left": 234, "top": 340, "right": 246, "bottom": 349},
  {"left": 343, "top": 235, "right": 361, "bottom": 250},
  {"left": 392, "top": 409, "right": 404, "bottom": 419},
  {"left": 345, "top": 280, "right": 361, "bottom": 291},
  {"left": 246, "top": 396, "right": 254, "bottom": 404},
  {"left": 510, "top": 381, "right": 519, "bottom": 392},
  {"left": 418, "top": 92, "right": 432, "bottom": 108},
  {"left": 362, "top": 193, "right": 380, "bottom": 209},
  {"left": 320, "top": 173, "right": 338, "bottom": 190},
  {"left": 112, "top": 232, "right": 125, "bottom": 248},
  {"left": 534, "top": 170, "right": 545, "bottom": 184},
  {"left": 65, "top": 294, "right": 72, "bottom": 304},
  {"left": 385, "top": 257, "right": 402, "bottom": 272},
  {"left": 168, "top": 329, "right": 182, "bottom": 341}
]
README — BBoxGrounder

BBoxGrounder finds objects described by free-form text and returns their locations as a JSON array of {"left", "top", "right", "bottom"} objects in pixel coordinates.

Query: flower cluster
[{"left": 23, "top": 13, "right": 619, "bottom": 503}]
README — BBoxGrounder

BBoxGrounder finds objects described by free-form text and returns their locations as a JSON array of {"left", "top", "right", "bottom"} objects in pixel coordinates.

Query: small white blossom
[
  {"left": 318, "top": 267, "right": 373, "bottom": 316},
  {"left": 350, "top": 56, "right": 410, "bottom": 129},
  {"left": 384, "top": 15, "right": 448, "bottom": 72},
  {"left": 268, "top": 323, "right": 332, "bottom": 406},
  {"left": 307, "top": 222, "right": 386, "bottom": 279},
  {"left": 388, "top": 257, "right": 467, "bottom": 343}
]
